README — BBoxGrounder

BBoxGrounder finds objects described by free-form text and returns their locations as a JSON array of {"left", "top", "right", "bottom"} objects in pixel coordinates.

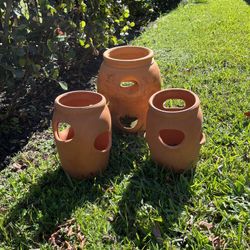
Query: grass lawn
[{"left": 0, "top": 0, "right": 249, "bottom": 249}]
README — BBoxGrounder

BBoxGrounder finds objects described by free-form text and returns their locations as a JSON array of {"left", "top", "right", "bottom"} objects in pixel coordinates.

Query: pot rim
[
  {"left": 103, "top": 46, "right": 154, "bottom": 67},
  {"left": 149, "top": 88, "right": 200, "bottom": 115},
  {"left": 55, "top": 90, "right": 106, "bottom": 110}
]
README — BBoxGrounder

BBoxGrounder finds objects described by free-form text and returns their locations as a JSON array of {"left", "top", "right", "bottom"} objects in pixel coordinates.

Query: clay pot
[
  {"left": 52, "top": 91, "right": 112, "bottom": 179},
  {"left": 146, "top": 88, "right": 205, "bottom": 172},
  {"left": 97, "top": 45, "right": 161, "bottom": 133}
]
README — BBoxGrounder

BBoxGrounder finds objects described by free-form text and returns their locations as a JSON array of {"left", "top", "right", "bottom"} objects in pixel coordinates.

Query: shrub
[
  {"left": 0, "top": 0, "right": 180, "bottom": 97},
  {"left": 123, "top": 0, "right": 181, "bottom": 29},
  {"left": 0, "top": 0, "right": 134, "bottom": 93}
]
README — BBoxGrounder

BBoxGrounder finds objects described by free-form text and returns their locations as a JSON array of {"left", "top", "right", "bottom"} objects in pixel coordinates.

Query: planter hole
[
  {"left": 94, "top": 131, "right": 111, "bottom": 151},
  {"left": 163, "top": 99, "right": 185, "bottom": 109},
  {"left": 57, "top": 122, "right": 74, "bottom": 141},
  {"left": 119, "top": 116, "right": 138, "bottom": 129},
  {"left": 159, "top": 129, "right": 184, "bottom": 147},
  {"left": 120, "top": 81, "right": 139, "bottom": 92},
  {"left": 120, "top": 81, "right": 136, "bottom": 88}
]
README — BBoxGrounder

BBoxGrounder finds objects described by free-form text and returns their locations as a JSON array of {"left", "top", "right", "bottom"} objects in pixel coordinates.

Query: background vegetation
[{"left": 0, "top": 0, "right": 179, "bottom": 98}]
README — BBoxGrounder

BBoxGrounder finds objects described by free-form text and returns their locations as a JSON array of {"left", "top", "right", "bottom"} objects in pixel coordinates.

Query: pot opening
[
  {"left": 120, "top": 80, "right": 139, "bottom": 92},
  {"left": 94, "top": 131, "right": 111, "bottom": 152},
  {"left": 163, "top": 99, "right": 186, "bottom": 110},
  {"left": 120, "top": 81, "right": 137, "bottom": 88},
  {"left": 119, "top": 115, "right": 138, "bottom": 130},
  {"left": 159, "top": 129, "right": 185, "bottom": 147},
  {"left": 152, "top": 89, "right": 197, "bottom": 112},
  {"left": 57, "top": 122, "right": 74, "bottom": 141},
  {"left": 108, "top": 47, "right": 150, "bottom": 60},
  {"left": 59, "top": 92, "right": 103, "bottom": 108}
]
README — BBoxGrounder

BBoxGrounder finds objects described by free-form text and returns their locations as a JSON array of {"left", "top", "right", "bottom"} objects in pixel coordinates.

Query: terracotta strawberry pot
[
  {"left": 97, "top": 45, "right": 161, "bottom": 133},
  {"left": 146, "top": 88, "right": 205, "bottom": 172},
  {"left": 52, "top": 91, "right": 112, "bottom": 179}
]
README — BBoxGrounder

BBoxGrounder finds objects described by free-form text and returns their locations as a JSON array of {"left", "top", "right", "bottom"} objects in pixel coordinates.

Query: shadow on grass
[
  {"left": 112, "top": 159, "right": 194, "bottom": 248},
  {"left": 1, "top": 131, "right": 195, "bottom": 248},
  {"left": 1, "top": 132, "right": 147, "bottom": 248},
  {"left": 244, "top": 0, "right": 250, "bottom": 4}
]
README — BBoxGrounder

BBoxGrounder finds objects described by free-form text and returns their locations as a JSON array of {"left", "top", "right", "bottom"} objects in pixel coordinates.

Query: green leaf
[
  {"left": 80, "top": 21, "right": 86, "bottom": 29},
  {"left": 18, "top": 58, "right": 26, "bottom": 67},
  {"left": 79, "top": 39, "right": 85, "bottom": 47},
  {"left": 59, "top": 3, "right": 67, "bottom": 9},
  {"left": 130, "top": 22, "right": 135, "bottom": 27},
  {"left": 47, "top": 39, "right": 53, "bottom": 52},
  {"left": 79, "top": 1, "right": 87, "bottom": 13},
  {"left": 46, "top": 4, "right": 57, "bottom": 15},
  {"left": 20, "top": 0, "right": 30, "bottom": 20},
  {"left": 154, "top": 217, "right": 163, "bottom": 223},
  {"left": 69, "top": 21, "right": 77, "bottom": 29},
  {"left": 84, "top": 44, "right": 90, "bottom": 48},
  {"left": 58, "top": 81, "right": 68, "bottom": 90},
  {"left": 51, "top": 68, "right": 59, "bottom": 79},
  {"left": 32, "top": 64, "right": 41, "bottom": 73},
  {"left": 111, "top": 36, "right": 118, "bottom": 45},
  {"left": 123, "top": 9, "right": 130, "bottom": 18}
]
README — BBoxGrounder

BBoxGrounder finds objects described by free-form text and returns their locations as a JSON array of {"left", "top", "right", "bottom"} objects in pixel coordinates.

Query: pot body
[
  {"left": 97, "top": 46, "right": 161, "bottom": 133},
  {"left": 52, "top": 91, "right": 112, "bottom": 179},
  {"left": 146, "top": 89, "right": 205, "bottom": 172}
]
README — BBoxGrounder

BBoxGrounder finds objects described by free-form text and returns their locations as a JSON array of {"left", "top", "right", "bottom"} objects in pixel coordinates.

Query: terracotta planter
[
  {"left": 146, "top": 88, "right": 205, "bottom": 172},
  {"left": 97, "top": 45, "right": 161, "bottom": 133},
  {"left": 52, "top": 91, "right": 112, "bottom": 179}
]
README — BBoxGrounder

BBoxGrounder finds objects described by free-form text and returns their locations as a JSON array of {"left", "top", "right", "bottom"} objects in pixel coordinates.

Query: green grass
[{"left": 0, "top": 0, "right": 250, "bottom": 249}]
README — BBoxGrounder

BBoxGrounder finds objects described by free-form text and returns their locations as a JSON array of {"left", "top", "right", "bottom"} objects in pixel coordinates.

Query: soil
[{"left": 0, "top": 55, "right": 102, "bottom": 170}]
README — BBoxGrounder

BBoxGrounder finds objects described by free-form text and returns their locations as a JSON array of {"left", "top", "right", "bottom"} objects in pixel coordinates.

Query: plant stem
[{"left": 3, "top": 0, "right": 13, "bottom": 45}]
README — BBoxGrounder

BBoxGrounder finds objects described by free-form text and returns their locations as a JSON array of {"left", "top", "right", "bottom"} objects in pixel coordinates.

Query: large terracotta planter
[
  {"left": 97, "top": 45, "right": 161, "bottom": 133},
  {"left": 52, "top": 91, "right": 112, "bottom": 179},
  {"left": 146, "top": 88, "right": 205, "bottom": 172}
]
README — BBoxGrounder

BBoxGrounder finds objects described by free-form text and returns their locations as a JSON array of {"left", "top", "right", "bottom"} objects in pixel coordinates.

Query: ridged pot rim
[
  {"left": 149, "top": 88, "right": 200, "bottom": 117},
  {"left": 103, "top": 45, "right": 154, "bottom": 68},
  {"left": 55, "top": 91, "right": 106, "bottom": 110}
]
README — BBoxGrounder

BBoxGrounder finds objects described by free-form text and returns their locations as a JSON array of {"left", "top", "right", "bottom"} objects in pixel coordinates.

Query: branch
[{"left": 3, "top": 0, "right": 13, "bottom": 44}]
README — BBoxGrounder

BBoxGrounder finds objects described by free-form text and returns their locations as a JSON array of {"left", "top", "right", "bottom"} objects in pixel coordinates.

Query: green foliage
[
  {"left": 0, "top": 0, "right": 132, "bottom": 90},
  {"left": 0, "top": 0, "right": 181, "bottom": 91},
  {"left": 123, "top": 0, "right": 181, "bottom": 28}
]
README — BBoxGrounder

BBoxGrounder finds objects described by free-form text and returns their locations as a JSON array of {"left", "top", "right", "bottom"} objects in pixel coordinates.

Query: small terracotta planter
[
  {"left": 146, "top": 88, "right": 205, "bottom": 172},
  {"left": 97, "top": 45, "right": 161, "bottom": 133},
  {"left": 52, "top": 91, "right": 112, "bottom": 179}
]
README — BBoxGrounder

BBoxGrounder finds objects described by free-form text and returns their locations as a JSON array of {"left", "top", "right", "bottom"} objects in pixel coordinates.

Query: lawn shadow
[
  {"left": 1, "top": 131, "right": 146, "bottom": 248},
  {"left": 112, "top": 159, "right": 195, "bottom": 248},
  {"left": 243, "top": 0, "right": 250, "bottom": 4}
]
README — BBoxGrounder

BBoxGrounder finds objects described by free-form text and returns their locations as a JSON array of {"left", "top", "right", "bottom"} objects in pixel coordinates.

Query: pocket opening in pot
[
  {"left": 94, "top": 131, "right": 111, "bottom": 152},
  {"left": 57, "top": 122, "right": 74, "bottom": 142},
  {"left": 119, "top": 115, "right": 138, "bottom": 130},
  {"left": 159, "top": 129, "right": 185, "bottom": 147}
]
